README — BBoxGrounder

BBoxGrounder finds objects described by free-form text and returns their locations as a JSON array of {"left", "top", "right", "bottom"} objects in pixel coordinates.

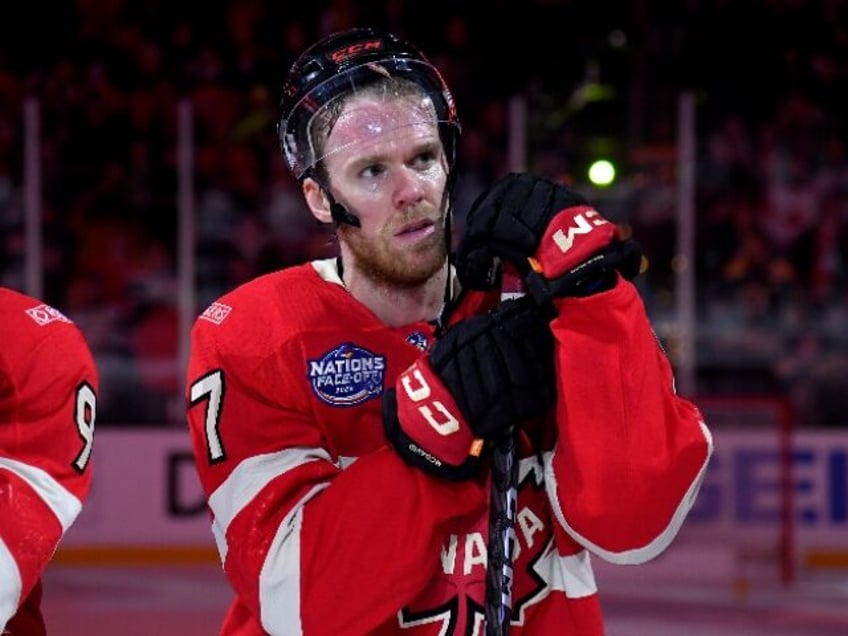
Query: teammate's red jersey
[
  {"left": 186, "top": 259, "right": 712, "bottom": 635},
  {"left": 0, "top": 287, "right": 98, "bottom": 634}
]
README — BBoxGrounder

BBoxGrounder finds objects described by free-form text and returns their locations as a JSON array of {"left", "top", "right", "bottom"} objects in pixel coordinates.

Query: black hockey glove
[
  {"left": 456, "top": 172, "right": 642, "bottom": 306},
  {"left": 383, "top": 296, "right": 555, "bottom": 481}
]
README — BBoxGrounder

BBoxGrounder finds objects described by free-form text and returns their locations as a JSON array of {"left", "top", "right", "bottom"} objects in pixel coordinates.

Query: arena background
[{"left": 2, "top": 1, "right": 848, "bottom": 633}]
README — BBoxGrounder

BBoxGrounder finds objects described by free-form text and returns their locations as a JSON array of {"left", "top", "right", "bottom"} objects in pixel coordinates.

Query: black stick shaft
[{"left": 485, "top": 428, "right": 518, "bottom": 635}]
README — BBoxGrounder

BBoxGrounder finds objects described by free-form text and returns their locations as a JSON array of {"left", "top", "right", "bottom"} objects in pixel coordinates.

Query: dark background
[{"left": 1, "top": 0, "right": 846, "bottom": 427}]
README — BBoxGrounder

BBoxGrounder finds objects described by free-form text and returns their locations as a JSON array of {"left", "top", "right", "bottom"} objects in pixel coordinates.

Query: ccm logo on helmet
[{"left": 329, "top": 40, "right": 383, "bottom": 63}]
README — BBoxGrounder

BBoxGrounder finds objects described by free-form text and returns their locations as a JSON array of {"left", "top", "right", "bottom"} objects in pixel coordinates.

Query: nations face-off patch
[{"left": 308, "top": 342, "right": 386, "bottom": 407}]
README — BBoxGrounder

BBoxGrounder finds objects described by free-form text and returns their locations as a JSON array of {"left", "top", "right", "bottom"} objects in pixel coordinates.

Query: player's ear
[{"left": 303, "top": 177, "right": 333, "bottom": 224}]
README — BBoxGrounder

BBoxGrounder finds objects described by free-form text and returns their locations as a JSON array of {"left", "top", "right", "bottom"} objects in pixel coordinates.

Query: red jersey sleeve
[
  {"left": 544, "top": 277, "right": 713, "bottom": 564},
  {"left": 0, "top": 289, "right": 98, "bottom": 633}
]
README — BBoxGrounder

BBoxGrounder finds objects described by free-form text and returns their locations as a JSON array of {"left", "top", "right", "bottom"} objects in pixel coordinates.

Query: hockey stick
[
  {"left": 484, "top": 428, "right": 518, "bottom": 635},
  {"left": 484, "top": 264, "right": 523, "bottom": 635}
]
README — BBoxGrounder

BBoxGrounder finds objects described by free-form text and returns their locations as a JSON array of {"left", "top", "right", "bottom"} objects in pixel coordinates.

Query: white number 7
[{"left": 190, "top": 370, "right": 226, "bottom": 463}]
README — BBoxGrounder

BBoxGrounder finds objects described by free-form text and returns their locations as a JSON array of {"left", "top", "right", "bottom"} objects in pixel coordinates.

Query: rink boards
[{"left": 55, "top": 427, "right": 848, "bottom": 568}]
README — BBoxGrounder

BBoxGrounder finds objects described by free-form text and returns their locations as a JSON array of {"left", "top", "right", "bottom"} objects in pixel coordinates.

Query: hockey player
[
  {"left": 185, "top": 27, "right": 712, "bottom": 635},
  {"left": 0, "top": 287, "right": 98, "bottom": 634}
]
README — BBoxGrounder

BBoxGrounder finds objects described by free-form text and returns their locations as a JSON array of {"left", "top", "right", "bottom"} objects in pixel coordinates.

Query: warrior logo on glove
[{"left": 532, "top": 205, "right": 616, "bottom": 278}]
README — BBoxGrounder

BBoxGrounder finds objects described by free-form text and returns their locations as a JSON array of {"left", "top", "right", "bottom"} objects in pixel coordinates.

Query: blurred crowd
[{"left": 1, "top": 0, "right": 847, "bottom": 427}]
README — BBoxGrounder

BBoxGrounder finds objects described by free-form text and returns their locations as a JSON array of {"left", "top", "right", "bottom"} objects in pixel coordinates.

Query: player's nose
[{"left": 392, "top": 167, "right": 425, "bottom": 210}]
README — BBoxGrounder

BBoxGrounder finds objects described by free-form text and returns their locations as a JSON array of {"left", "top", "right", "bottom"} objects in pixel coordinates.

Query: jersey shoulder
[
  {"left": 0, "top": 287, "right": 96, "bottom": 366},
  {"left": 191, "top": 260, "right": 363, "bottom": 356},
  {"left": 0, "top": 287, "right": 99, "bottom": 394}
]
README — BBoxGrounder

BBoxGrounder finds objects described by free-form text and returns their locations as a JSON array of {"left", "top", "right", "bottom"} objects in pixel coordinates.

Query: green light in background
[{"left": 588, "top": 159, "right": 616, "bottom": 186}]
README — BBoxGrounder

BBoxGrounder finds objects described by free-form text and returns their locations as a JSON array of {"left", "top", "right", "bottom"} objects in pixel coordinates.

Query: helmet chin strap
[
  {"left": 304, "top": 169, "right": 362, "bottom": 228},
  {"left": 327, "top": 193, "right": 362, "bottom": 228},
  {"left": 442, "top": 168, "right": 459, "bottom": 307},
  {"left": 326, "top": 188, "right": 362, "bottom": 228}
]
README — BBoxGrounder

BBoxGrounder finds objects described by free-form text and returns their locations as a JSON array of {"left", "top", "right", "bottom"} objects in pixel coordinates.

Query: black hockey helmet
[{"left": 277, "top": 27, "right": 461, "bottom": 181}]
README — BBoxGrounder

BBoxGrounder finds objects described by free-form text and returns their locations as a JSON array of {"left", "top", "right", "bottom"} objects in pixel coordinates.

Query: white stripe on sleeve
[
  {"left": 0, "top": 536, "right": 22, "bottom": 631},
  {"left": 207, "top": 447, "right": 332, "bottom": 562},
  {"left": 0, "top": 459, "right": 82, "bottom": 532},
  {"left": 544, "top": 418, "right": 714, "bottom": 565},
  {"left": 259, "top": 483, "right": 328, "bottom": 636}
]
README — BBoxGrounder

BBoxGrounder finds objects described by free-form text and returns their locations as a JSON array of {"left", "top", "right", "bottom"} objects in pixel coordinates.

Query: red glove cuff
[
  {"left": 532, "top": 205, "right": 616, "bottom": 279},
  {"left": 395, "top": 359, "right": 482, "bottom": 467}
]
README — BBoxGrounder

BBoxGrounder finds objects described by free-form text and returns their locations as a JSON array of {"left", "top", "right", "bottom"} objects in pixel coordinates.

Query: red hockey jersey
[
  {"left": 0, "top": 288, "right": 98, "bottom": 634},
  {"left": 186, "top": 259, "right": 712, "bottom": 635}
]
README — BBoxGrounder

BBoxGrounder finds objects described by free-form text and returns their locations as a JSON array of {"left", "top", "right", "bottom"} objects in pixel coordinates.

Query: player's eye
[
  {"left": 411, "top": 150, "right": 437, "bottom": 170},
  {"left": 360, "top": 163, "right": 387, "bottom": 179}
]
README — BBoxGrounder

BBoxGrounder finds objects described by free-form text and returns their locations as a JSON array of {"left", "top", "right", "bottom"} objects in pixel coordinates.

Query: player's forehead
[{"left": 324, "top": 93, "right": 441, "bottom": 159}]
